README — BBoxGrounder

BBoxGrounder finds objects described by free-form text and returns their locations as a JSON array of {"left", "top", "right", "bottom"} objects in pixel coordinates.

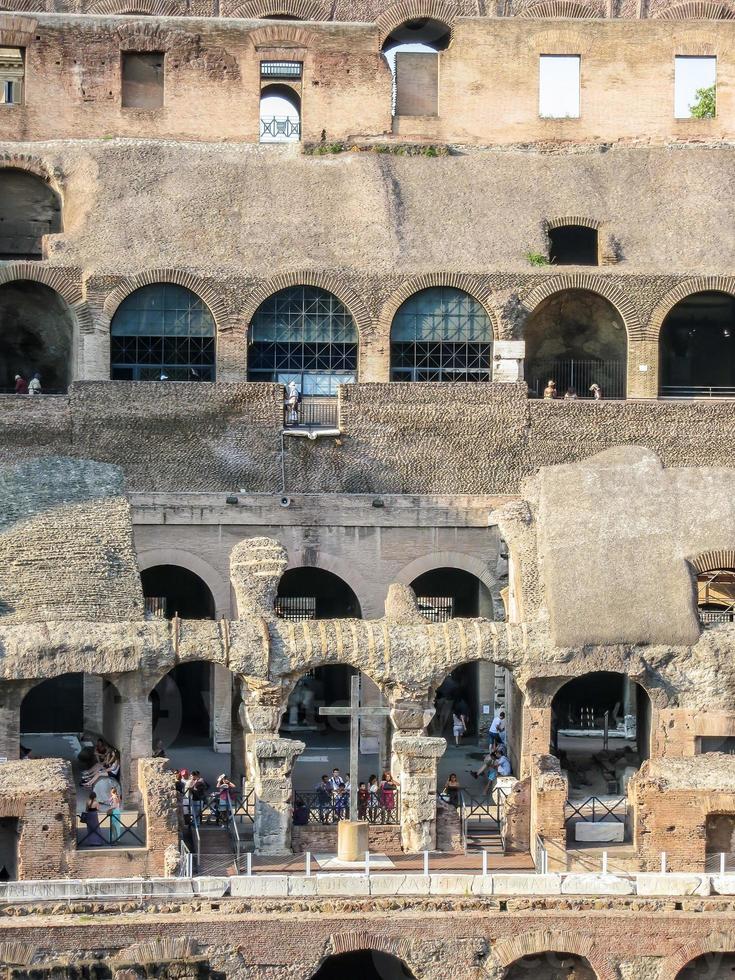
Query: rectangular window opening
[
  {"left": 121, "top": 51, "right": 164, "bottom": 110},
  {"left": 539, "top": 54, "right": 580, "bottom": 120},
  {"left": 674, "top": 55, "right": 716, "bottom": 119},
  {"left": 261, "top": 61, "right": 302, "bottom": 79},
  {"left": 0, "top": 48, "right": 25, "bottom": 106},
  {"left": 395, "top": 51, "right": 439, "bottom": 117}
]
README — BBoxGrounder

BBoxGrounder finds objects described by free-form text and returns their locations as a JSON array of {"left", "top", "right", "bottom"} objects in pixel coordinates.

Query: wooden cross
[{"left": 319, "top": 674, "right": 391, "bottom": 821}]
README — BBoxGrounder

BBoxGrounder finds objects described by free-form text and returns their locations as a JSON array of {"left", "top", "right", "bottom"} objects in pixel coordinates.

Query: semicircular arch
[
  {"left": 659, "top": 933, "right": 735, "bottom": 980},
  {"left": 654, "top": 0, "right": 735, "bottom": 16},
  {"left": 521, "top": 274, "right": 641, "bottom": 341},
  {"left": 379, "top": 274, "right": 501, "bottom": 343},
  {"left": 228, "top": 0, "right": 328, "bottom": 17},
  {"left": 87, "top": 0, "right": 182, "bottom": 13},
  {"left": 491, "top": 930, "right": 613, "bottom": 980},
  {"left": 137, "top": 548, "right": 229, "bottom": 617},
  {"left": 518, "top": 0, "right": 599, "bottom": 15},
  {"left": 103, "top": 270, "right": 230, "bottom": 333},
  {"left": 691, "top": 550, "right": 735, "bottom": 574},
  {"left": 241, "top": 271, "right": 372, "bottom": 339},
  {"left": 647, "top": 277, "right": 735, "bottom": 342},
  {"left": 0, "top": 263, "right": 92, "bottom": 339},
  {"left": 396, "top": 550, "right": 497, "bottom": 598},
  {"left": 376, "top": 0, "right": 456, "bottom": 43}
]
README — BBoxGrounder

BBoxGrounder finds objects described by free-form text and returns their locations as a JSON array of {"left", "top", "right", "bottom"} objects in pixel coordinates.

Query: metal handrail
[
  {"left": 178, "top": 839, "right": 193, "bottom": 877},
  {"left": 283, "top": 398, "right": 338, "bottom": 430},
  {"left": 296, "top": 790, "right": 399, "bottom": 825},
  {"left": 535, "top": 833, "right": 549, "bottom": 874},
  {"left": 190, "top": 818, "right": 201, "bottom": 872},
  {"left": 260, "top": 115, "right": 300, "bottom": 139},
  {"left": 76, "top": 811, "right": 146, "bottom": 848},
  {"left": 660, "top": 386, "right": 735, "bottom": 398},
  {"left": 564, "top": 796, "right": 627, "bottom": 825}
]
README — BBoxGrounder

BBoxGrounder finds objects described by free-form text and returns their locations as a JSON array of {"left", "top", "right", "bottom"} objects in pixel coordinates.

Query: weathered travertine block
[
  {"left": 392, "top": 735, "right": 446, "bottom": 852},
  {"left": 250, "top": 736, "right": 305, "bottom": 855},
  {"left": 561, "top": 874, "right": 634, "bottom": 895}
]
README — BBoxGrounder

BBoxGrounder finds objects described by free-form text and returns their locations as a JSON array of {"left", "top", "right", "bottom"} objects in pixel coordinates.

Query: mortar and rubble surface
[{"left": 5, "top": 0, "right": 735, "bottom": 973}]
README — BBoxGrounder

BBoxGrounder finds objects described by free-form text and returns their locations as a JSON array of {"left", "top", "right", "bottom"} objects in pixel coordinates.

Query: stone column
[
  {"left": 209, "top": 663, "right": 232, "bottom": 754},
  {"left": 249, "top": 736, "right": 305, "bottom": 855},
  {"left": 0, "top": 681, "right": 28, "bottom": 762},
  {"left": 392, "top": 735, "right": 446, "bottom": 852},
  {"left": 109, "top": 675, "right": 154, "bottom": 804},
  {"left": 82, "top": 675, "right": 105, "bottom": 735}
]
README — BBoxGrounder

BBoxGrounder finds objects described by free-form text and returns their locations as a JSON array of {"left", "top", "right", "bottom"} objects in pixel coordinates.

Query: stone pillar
[
  {"left": 209, "top": 663, "right": 232, "bottom": 754},
  {"left": 392, "top": 735, "right": 446, "bottom": 852},
  {"left": 493, "top": 340, "right": 525, "bottom": 382},
  {"left": 522, "top": 704, "right": 552, "bottom": 777},
  {"left": 477, "top": 662, "right": 494, "bottom": 742},
  {"left": 0, "top": 682, "right": 27, "bottom": 762},
  {"left": 109, "top": 676, "right": 154, "bottom": 803},
  {"left": 249, "top": 736, "right": 305, "bottom": 855},
  {"left": 83, "top": 675, "right": 105, "bottom": 735}
]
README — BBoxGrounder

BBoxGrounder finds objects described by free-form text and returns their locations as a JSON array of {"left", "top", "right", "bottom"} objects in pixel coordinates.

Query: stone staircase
[
  {"left": 465, "top": 821, "right": 504, "bottom": 855},
  {"left": 197, "top": 825, "right": 238, "bottom": 876}
]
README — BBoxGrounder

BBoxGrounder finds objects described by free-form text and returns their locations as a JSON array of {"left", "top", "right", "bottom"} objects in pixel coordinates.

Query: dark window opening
[
  {"left": 122, "top": 51, "right": 164, "bottom": 109},
  {"left": 659, "top": 291, "right": 735, "bottom": 398},
  {"left": 0, "top": 167, "right": 62, "bottom": 259},
  {"left": 110, "top": 283, "right": 216, "bottom": 382},
  {"left": 311, "top": 951, "right": 416, "bottom": 980},
  {"left": 276, "top": 566, "right": 361, "bottom": 619},
  {"left": 248, "top": 285, "right": 357, "bottom": 395},
  {"left": 141, "top": 565, "right": 215, "bottom": 620},
  {"left": 549, "top": 224, "right": 598, "bottom": 266},
  {"left": 0, "top": 818, "right": 19, "bottom": 881},
  {"left": 21, "top": 673, "right": 84, "bottom": 734},
  {"left": 0, "top": 280, "right": 73, "bottom": 392}
]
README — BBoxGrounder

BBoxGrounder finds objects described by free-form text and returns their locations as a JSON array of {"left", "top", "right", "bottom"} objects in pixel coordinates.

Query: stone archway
[{"left": 0, "top": 279, "right": 75, "bottom": 391}]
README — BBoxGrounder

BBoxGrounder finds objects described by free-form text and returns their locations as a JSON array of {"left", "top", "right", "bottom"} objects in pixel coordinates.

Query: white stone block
[
  {"left": 429, "top": 874, "right": 476, "bottom": 895},
  {"left": 369, "top": 874, "right": 430, "bottom": 896},
  {"left": 230, "top": 875, "right": 288, "bottom": 897},
  {"left": 561, "top": 874, "right": 634, "bottom": 895},
  {"left": 636, "top": 875, "right": 711, "bottom": 897},
  {"left": 316, "top": 873, "right": 370, "bottom": 896},
  {"left": 146, "top": 878, "right": 197, "bottom": 896},
  {"left": 288, "top": 876, "right": 318, "bottom": 896},
  {"left": 470, "top": 876, "right": 494, "bottom": 896},
  {"left": 575, "top": 822, "right": 625, "bottom": 842},
  {"left": 191, "top": 877, "right": 229, "bottom": 898},
  {"left": 712, "top": 875, "right": 735, "bottom": 895},
  {"left": 491, "top": 873, "right": 562, "bottom": 895}
]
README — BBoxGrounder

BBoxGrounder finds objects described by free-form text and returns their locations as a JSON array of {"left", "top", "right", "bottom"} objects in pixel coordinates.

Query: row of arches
[{"left": 4, "top": 274, "right": 733, "bottom": 398}]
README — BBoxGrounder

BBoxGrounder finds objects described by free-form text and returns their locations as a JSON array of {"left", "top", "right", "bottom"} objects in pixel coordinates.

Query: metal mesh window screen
[
  {"left": 111, "top": 284, "right": 216, "bottom": 381},
  {"left": 416, "top": 596, "right": 454, "bottom": 622},
  {"left": 390, "top": 286, "right": 492, "bottom": 381},
  {"left": 261, "top": 61, "right": 302, "bottom": 78},
  {"left": 275, "top": 596, "right": 317, "bottom": 621},
  {"left": 248, "top": 285, "right": 358, "bottom": 394}
]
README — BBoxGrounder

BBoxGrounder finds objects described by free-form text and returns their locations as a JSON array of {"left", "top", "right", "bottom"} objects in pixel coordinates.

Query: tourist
[
  {"left": 28, "top": 373, "right": 42, "bottom": 395},
  {"left": 442, "top": 773, "right": 462, "bottom": 808},
  {"left": 543, "top": 379, "right": 557, "bottom": 399},
  {"left": 14, "top": 375, "right": 28, "bottom": 395},
  {"left": 82, "top": 744, "right": 118, "bottom": 787},
  {"left": 293, "top": 798, "right": 308, "bottom": 825},
  {"left": 215, "top": 774, "right": 236, "bottom": 823},
  {"left": 188, "top": 770, "right": 208, "bottom": 823},
  {"left": 108, "top": 786, "right": 123, "bottom": 843},
  {"left": 357, "top": 781, "right": 369, "bottom": 820},
  {"left": 153, "top": 740, "right": 166, "bottom": 758},
  {"left": 470, "top": 745, "right": 501, "bottom": 782},
  {"left": 489, "top": 710, "right": 506, "bottom": 747},
  {"left": 329, "top": 768, "right": 345, "bottom": 796},
  {"left": 285, "top": 379, "right": 300, "bottom": 425},
  {"left": 589, "top": 383, "right": 603, "bottom": 400},
  {"left": 497, "top": 753, "right": 512, "bottom": 777},
  {"left": 81, "top": 791, "right": 105, "bottom": 846},
  {"left": 367, "top": 774, "right": 379, "bottom": 820},
  {"left": 452, "top": 710, "right": 466, "bottom": 746},
  {"left": 379, "top": 771, "right": 397, "bottom": 815},
  {"left": 315, "top": 774, "right": 331, "bottom": 823},
  {"left": 564, "top": 386, "right": 578, "bottom": 400}
]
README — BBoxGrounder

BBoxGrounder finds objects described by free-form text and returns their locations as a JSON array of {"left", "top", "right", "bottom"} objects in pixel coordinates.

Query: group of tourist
[
  {"left": 13, "top": 373, "right": 42, "bottom": 395},
  {"left": 81, "top": 738, "right": 121, "bottom": 788},
  {"left": 467, "top": 711, "right": 512, "bottom": 793},
  {"left": 175, "top": 768, "right": 238, "bottom": 824},
  {"left": 294, "top": 768, "right": 398, "bottom": 824},
  {"left": 543, "top": 380, "right": 603, "bottom": 400},
  {"left": 79, "top": 738, "right": 124, "bottom": 845}
]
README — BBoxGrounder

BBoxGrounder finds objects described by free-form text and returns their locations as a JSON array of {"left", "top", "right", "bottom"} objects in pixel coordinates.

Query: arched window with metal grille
[
  {"left": 110, "top": 284, "right": 216, "bottom": 382},
  {"left": 247, "top": 285, "right": 358, "bottom": 396},
  {"left": 390, "top": 286, "right": 493, "bottom": 382}
]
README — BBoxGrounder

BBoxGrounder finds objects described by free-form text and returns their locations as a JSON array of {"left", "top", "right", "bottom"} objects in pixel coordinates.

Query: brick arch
[
  {"left": 103, "top": 269, "right": 230, "bottom": 332},
  {"left": 691, "top": 551, "right": 735, "bottom": 573},
  {"left": 489, "top": 930, "right": 613, "bottom": 980},
  {"left": 0, "top": 264, "right": 93, "bottom": 335},
  {"left": 87, "top": 0, "right": 184, "bottom": 14},
  {"left": 0, "top": 13, "right": 37, "bottom": 43},
  {"left": 396, "top": 549, "right": 497, "bottom": 598},
  {"left": 654, "top": 0, "right": 734, "bottom": 15},
  {"left": 521, "top": 274, "right": 641, "bottom": 341},
  {"left": 322, "top": 931, "right": 422, "bottom": 979},
  {"left": 647, "top": 277, "right": 735, "bottom": 342},
  {"left": 0, "top": 152, "right": 63, "bottom": 206},
  {"left": 246, "top": 22, "right": 317, "bottom": 44},
  {"left": 545, "top": 666, "right": 668, "bottom": 708},
  {"left": 227, "top": 0, "right": 329, "bottom": 18},
  {"left": 518, "top": 0, "right": 599, "bottom": 15},
  {"left": 379, "top": 274, "right": 501, "bottom": 344},
  {"left": 546, "top": 215, "right": 601, "bottom": 231},
  {"left": 240, "top": 271, "right": 372, "bottom": 338},
  {"left": 659, "top": 931, "right": 735, "bottom": 980},
  {"left": 137, "top": 548, "right": 229, "bottom": 618},
  {"left": 376, "top": 0, "right": 457, "bottom": 43}
]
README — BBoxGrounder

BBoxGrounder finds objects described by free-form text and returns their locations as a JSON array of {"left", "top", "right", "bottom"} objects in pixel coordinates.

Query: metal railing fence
[
  {"left": 77, "top": 811, "right": 146, "bottom": 848},
  {"left": 564, "top": 796, "right": 627, "bottom": 825},
  {"left": 529, "top": 359, "right": 626, "bottom": 399},
  {"left": 284, "top": 398, "right": 338, "bottom": 429},
  {"left": 660, "top": 385, "right": 735, "bottom": 399},
  {"left": 260, "top": 115, "right": 300, "bottom": 140},
  {"left": 295, "top": 790, "right": 399, "bottom": 825}
]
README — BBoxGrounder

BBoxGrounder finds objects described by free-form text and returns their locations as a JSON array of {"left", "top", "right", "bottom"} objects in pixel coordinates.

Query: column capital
[
  {"left": 389, "top": 700, "right": 435, "bottom": 733},
  {"left": 392, "top": 734, "right": 447, "bottom": 760}
]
